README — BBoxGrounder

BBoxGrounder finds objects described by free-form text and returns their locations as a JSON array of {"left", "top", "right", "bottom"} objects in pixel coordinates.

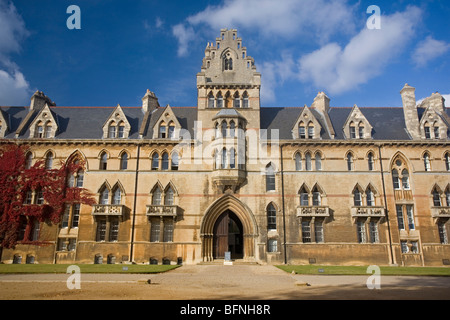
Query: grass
[
  {"left": 276, "top": 265, "right": 450, "bottom": 277},
  {"left": 0, "top": 264, "right": 179, "bottom": 274}
]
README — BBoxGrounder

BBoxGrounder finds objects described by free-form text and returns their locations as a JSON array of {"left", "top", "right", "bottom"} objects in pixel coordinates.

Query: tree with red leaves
[{"left": 0, "top": 144, "right": 95, "bottom": 250}]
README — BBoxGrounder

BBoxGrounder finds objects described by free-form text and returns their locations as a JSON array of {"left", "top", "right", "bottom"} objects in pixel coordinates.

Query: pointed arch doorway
[
  {"left": 201, "top": 195, "right": 257, "bottom": 262},
  {"left": 213, "top": 210, "right": 243, "bottom": 259}
]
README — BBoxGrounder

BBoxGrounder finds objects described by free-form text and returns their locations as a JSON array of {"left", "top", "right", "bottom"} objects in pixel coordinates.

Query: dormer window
[
  {"left": 45, "top": 123, "right": 52, "bottom": 138},
  {"left": 307, "top": 124, "right": 314, "bottom": 139},
  {"left": 350, "top": 124, "right": 356, "bottom": 139},
  {"left": 35, "top": 121, "right": 44, "bottom": 138},
  {"left": 424, "top": 125, "right": 431, "bottom": 139},
  {"left": 299, "top": 124, "right": 306, "bottom": 139},
  {"left": 108, "top": 121, "right": 116, "bottom": 138},
  {"left": 434, "top": 126, "right": 440, "bottom": 139},
  {"left": 118, "top": 122, "right": 125, "bottom": 138},
  {"left": 358, "top": 124, "right": 364, "bottom": 139},
  {"left": 159, "top": 121, "right": 167, "bottom": 138}
]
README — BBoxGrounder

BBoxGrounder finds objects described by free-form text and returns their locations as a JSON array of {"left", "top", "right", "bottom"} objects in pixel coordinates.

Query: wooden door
[{"left": 213, "top": 212, "right": 229, "bottom": 259}]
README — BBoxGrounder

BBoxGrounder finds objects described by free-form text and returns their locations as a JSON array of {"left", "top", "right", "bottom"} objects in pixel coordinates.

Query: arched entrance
[
  {"left": 201, "top": 195, "right": 257, "bottom": 262},
  {"left": 213, "top": 210, "right": 243, "bottom": 259}
]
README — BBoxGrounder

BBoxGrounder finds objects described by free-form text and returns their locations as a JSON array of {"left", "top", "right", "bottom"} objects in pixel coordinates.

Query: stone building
[{"left": 0, "top": 29, "right": 449, "bottom": 266}]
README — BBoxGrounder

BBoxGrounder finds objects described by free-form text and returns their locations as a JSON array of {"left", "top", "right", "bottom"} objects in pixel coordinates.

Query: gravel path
[{"left": 0, "top": 264, "right": 449, "bottom": 300}]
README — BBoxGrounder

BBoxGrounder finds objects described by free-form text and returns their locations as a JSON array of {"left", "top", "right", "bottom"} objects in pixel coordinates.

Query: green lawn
[
  {"left": 0, "top": 264, "right": 179, "bottom": 274},
  {"left": 276, "top": 265, "right": 450, "bottom": 276}
]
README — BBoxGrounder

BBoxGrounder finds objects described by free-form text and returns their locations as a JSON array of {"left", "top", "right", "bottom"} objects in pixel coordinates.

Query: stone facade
[{"left": 1, "top": 29, "right": 449, "bottom": 267}]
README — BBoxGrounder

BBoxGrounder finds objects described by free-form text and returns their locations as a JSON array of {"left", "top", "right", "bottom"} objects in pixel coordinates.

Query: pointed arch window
[
  {"left": 112, "top": 187, "right": 122, "bottom": 205},
  {"left": 165, "top": 186, "right": 174, "bottom": 206},
  {"left": 152, "top": 186, "right": 162, "bottom": 205},
  {"left": 208, "top": 92, "right": 215, "bottom": 108},
  {"left": 120, "top": 153, "right": 128, "bottom": 170},
  {"left": 312, "top": 186, "right": 321, "bottom": 206},
  {"left": 229, "top": 121, "right": 236, "bottom": 138},
  {"left": 152, "top": 153, "right": 159, "bottom": 170},
  {"left": 298, "top": 123, "right": 306, "bottom": 139},
  {"left": 315, "top": 153, "right": 322, "bottom": 171},
  {"left": 118, "top": 121, "right": 125, "bottom": 138},
  {"left": 230, "top": 148, "right": 236, "bottom": 169},
  {"left": 267, "top": 203, "right": 277, "bottom": 230},
  {"left": 162, "top": 152, "right": 169, "bottom": 170},
  {"left": 25, "top": 152, "right": 33, "bottom": 169},
  {"left": 221, "top": 121, "right": 227, "bottom": 137},
  {"left": 171, "top": 152, "right": 179, "bottom": 171},
  {"left": 423, "top": 153, "right": 431, "bottom": 171},
  {"left": 401, "top": 169, "right": 410, "bottom": 190},
  {"left": 432, "top": 188, "right": 442, "bottom": 207},
  {"left": 217, "top": 93, "right": 223, "bottom": 108},
  {"left": 100, "top": 152, "right": 108, "bottom": 170},
  {"left": 266, "top": 163, "right": 276, "bottom": 191},
  {"left": 35, "top": 121, "right": 44, "bottom": 138},
  {"left": 45, "top": 122, "right": 52, "bottom": 138},
  {"left": 108, "top": 121, "right": 117, "bottom": 138},
  {"left": 353, "top": 188, "right": 362, "bottom": 206},
  {"left": 366, "top": 188, "right": 375, "bottom": 206},
  {"left": 76, "top": 170, "right": 84, "bottom": 188},
  {"left": 446, "top": 188, "right": 450, "bottom": 207},
  {"left": 305, "top": 152, "right": 312, "bottom": 171},
  {"left": 299, "top": 186, "right": 309, "bottom": 206},
  {"left": 234, "top": 93, "right": 240, "bottom": 108},
  {"left": 159, "top": 121, "right": 167, "bottom": 138},
  {"left": 445, "top": 153, "right": 450, "bottom": 171},
  {"left": 221, "top": 148, "right": 227, "bottom": 169},
  {"left": 100, "top": 187, "right": 109, "bottom": 205},
  {"left": 368, "top": 152, "right": 375, "bottom": 171},
  {"left": 242, "top": 92, "right": 249, "bottom": 108},
  {"left": 392, "top": 169, "right": 400, "bottom": 190},
  {"left": 168, "top": 122, "right": 175, "bottom": 139},
  {"left": 347, "top": 153, "right": 354, "bottom": 171},
  {"left": 307, "top": 123, "right": 314, "bottom": 139},
  {"left": 45, "top": 152, "right": 53, "bottom": 170},
  {"left": 295, "top": 153, "right": 302, "bottom": 171}
]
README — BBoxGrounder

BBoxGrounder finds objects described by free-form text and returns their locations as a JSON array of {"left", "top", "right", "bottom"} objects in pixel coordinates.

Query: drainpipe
[
  {"left": 280, "top": 143, "right": 288, "bottom": 264},
  {"left": 129, "top": 143, "right": 141, "bottom": 263},
  {"left": 378, "top": 144, "right": 395, "bottom": 265}
]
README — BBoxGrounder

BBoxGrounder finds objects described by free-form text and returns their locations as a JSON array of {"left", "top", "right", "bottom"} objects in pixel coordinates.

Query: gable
[
  {"left": 151, "top": 105, "right": 183, "bottom": 139},
  {"left": 291, "top": 106, "right": 322, "bottom": 139},
  {"left": 102, "top": 104, "right": 132, "bottom": 139},
  {"left": 29, "top": 104, "right": 59, "bottom": 138},
  {"left": 342, "top": 105, "right": 373, "bottom": 139}
]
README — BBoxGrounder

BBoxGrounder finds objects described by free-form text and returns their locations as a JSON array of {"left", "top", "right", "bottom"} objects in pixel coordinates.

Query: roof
[{"left": 0, "top": 105, "right": 448, "bottom": 141}]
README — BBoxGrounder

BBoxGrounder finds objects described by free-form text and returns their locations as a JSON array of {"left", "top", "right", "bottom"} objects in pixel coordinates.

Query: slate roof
[{"left": 0, "top": 105, "right": 448, "bottom": 141}]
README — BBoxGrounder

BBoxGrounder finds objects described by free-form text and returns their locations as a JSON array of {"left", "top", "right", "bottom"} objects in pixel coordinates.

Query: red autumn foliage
[{"left": 0, "top": 144, "right": 96, "bottom": 249}]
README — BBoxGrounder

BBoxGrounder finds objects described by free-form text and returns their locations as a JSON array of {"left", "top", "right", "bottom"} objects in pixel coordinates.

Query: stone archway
[{"left": 200, "top": 195, "right": 258, "bottom": 262}]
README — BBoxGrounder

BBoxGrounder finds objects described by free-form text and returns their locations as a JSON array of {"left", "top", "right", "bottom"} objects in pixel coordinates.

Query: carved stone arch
[
  {"left": 118, "top": 148, "right": 131, "bottom": 159},
  {"left": 298, "top": 182, "right": 311, "bottom": 194},
  {"left": 200, "top": 194, "right": 258, "bottom": 262},
  {"left": 97, "top": 180, "right": 112, "bottom": 193},
  {"left": 365, "top": 182, "right": 379, "bottom": 195},
  {"left": 66, "top": 149, "right": 89, "bottom": 171},
  {"left": 43, "top": 148, "right": 56, "bottom": 159},
  {"left": 112, "top": 180, "right": 126, "bottom": 195},
  {"left": 390, "top": 151, "right": 412, "bottom": 171},
  {"left": 164, "top": 181, "right": 179, "bottom": 196},
  {"left": 352, "top": 183, "right": 364, "bottom": 193},
  {"left": 430, "top": 183, "right": 443, "bottom": 194},
  {"left": 150, "top": 181, "right": 164, "bottom": 194},
  {"left": 98, "top": 149, "right": 110, "bottom": 160},
  {"left": 311, "top": 182, "right": 326, "bottom": 196}
]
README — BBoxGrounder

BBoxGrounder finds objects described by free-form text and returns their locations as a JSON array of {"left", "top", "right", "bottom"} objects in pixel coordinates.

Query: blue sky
[{"left": 0, "top": 0, "right": 449, "bottom": 109}]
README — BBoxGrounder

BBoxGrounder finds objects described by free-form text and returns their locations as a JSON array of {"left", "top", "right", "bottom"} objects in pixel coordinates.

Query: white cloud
[
  {"left": 0, "top": 0, "right": 32, "bottom": 106},
  {"left": 0, "top": 69, "right": 31, "bottom": 106},
  {"left": 298, "top": 6, "right": 422, "bottom": 95},
  {"left": 174, "top": 0, "right": 356, "bottom": 56},
  {"left": 172, "top": 23, "right": 196, "bottom": 57},
  {"left": 412, "top": 36, "right": 450, "bottom": 67}
]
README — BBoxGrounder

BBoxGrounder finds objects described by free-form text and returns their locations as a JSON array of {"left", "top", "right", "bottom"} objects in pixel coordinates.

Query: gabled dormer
[
  {"left": 292, "top": 106, "right": 322, "bottom": 140},
  {"left": 0, "top": 109, "right": 9, "bottom": 138},
  {"left": 419, "top": 105, "right": 449, "bottom": 140},
  {"left": 343, "top": 105, "right": 373, "bottom": 140},
  {"left": 152, "top": 105, "right": 182, "bottom": 140},
  {"left": 102, "top": 104, "right": 131, "bottom": 139},
  {"left": 29, "top": 104, "right": 58, "bottom": 138}
]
